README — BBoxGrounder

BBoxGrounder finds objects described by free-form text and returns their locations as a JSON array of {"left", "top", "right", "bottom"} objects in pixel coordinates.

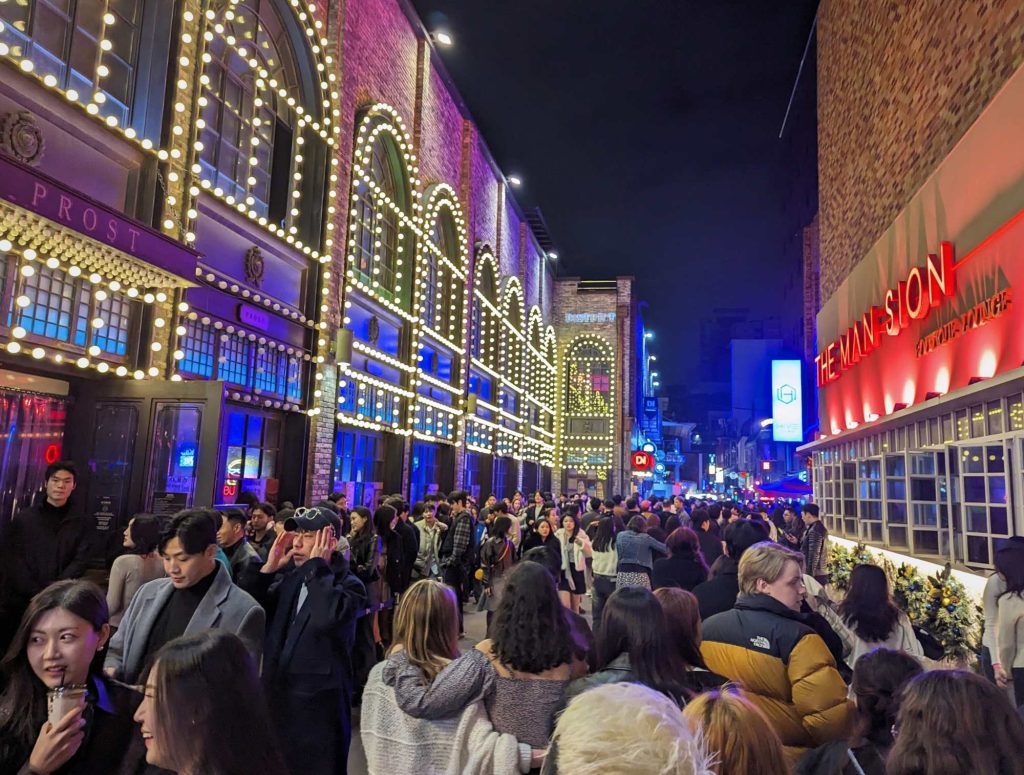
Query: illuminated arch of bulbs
[
  {"left": 408, "top": 183, "right": 470, "bottom": 445},
  {"left": 156, "top": 0, "right": 344, "bottom": 415},
  {"left": 556, "top": 333, "right": 615, "bottom": 471}
]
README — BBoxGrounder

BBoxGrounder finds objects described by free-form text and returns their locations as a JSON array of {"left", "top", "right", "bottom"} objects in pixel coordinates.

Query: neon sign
[
  {"left": 631, "top": 450, "right": 654, "bottom": 470},
  {"left": 915, "top": 288, "right": 1013, "bottom": 357},
  {"left": 816, "top": 242, "right": 956, "bottom": 387}
]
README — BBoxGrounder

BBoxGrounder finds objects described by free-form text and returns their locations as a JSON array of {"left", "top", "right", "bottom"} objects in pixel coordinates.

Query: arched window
[
  {"left": 501, "top": 281, "right": 524, "bottom": 388},
  {"left": 420, "top": 203, "right": 462, "bottom": 339},
  {"left": 471, "top": 250, "right": 498, "bottom": 363},
  {"left": 198, "top": 0, "right": 326, "bottom": 236},
  {"left": 0, "top": 0, "right": 157, "bottom": 134},
  {"left": 565, "top": 336, "right": 613, "bottom": 420},
  {"left": 349, "top": 111, "right": 411, "bottom": 306}
]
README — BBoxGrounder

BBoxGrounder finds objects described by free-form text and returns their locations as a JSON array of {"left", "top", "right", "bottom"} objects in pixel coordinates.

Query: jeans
[{"left": 591, "top": 575, "right": 616, "bottom": 627}]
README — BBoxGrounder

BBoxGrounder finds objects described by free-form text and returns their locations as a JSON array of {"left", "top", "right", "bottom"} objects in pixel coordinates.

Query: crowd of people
[{"left": 1, "top": 461, "right": 1024, "bottom": 774}]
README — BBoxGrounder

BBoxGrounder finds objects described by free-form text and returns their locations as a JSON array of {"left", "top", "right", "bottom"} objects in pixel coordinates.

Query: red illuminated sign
[
  {"left": 631, "top": 450, "right": 654, "bottom": 471},
  {"left": 815, "top": 242, "right": 956, "bottom": 387},
  {"left": 43, "top": 444, "right": 60, "bottom": 464}
]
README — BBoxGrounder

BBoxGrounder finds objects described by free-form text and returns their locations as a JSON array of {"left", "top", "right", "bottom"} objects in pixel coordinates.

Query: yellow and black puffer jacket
[{"left": 700, "top": 593, "right": 852, "bottom": 760}]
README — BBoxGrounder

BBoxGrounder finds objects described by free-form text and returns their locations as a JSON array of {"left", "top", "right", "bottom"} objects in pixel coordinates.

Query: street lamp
[
  {"left": 431, "top": 30, "right": 453, "bottom": 46},
  {"left": 644, "top": 331, "right": 653, "bottom": 340},
  {"left": 547, "top": 251, "right": 558, "bottom": 260},
  {"left": 507, "top": 175, "right": 522, "bottom": 187}
]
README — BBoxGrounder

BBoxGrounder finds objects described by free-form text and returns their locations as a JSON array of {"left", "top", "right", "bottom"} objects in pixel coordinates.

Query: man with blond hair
[{"left": 700, "top": 541, "right": 851, "bottom": 763}]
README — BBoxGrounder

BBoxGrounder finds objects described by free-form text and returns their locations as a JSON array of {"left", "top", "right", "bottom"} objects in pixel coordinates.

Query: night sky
[{"left": 411, "top": 0, "right": 820, "bottom": 392}]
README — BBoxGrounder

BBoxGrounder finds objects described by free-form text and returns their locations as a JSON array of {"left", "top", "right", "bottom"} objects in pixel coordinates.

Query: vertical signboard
[{"left": 771, "top": 360, "right": 803, "bottom": 442}]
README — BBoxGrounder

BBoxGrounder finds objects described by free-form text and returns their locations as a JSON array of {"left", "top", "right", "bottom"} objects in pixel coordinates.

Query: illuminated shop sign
[
  {"left": 915, "top": 288, "right": 1013, "bottom": 357},
  {"left": 564, "top": 312, "right": 615, "bottom": 323},
  {"left": 771, "top": 360, "right": 803, "bottom": 442},
  {"left": 815, "top": 243, "right": 955, "bottom": 387},
  {"left": 631, "top": 450, "right": 654, "bottom": 470}
]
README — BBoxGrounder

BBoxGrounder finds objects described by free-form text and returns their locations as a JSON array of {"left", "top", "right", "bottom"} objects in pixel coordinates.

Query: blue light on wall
[{"left": 176, "top": 442, "right": 197, "bottom": 469}]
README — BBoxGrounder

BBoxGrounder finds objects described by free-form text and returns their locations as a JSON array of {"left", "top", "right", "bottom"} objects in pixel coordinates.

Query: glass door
[{"left": 0, "top": 391, "right": 68, "bottom": 530}]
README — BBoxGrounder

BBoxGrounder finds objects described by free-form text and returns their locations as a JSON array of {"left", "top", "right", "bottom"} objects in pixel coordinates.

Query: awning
[
  {"left": 0, "top": 153, "right": 197, "bottom": 289},
  {"left": 755, "top": 477, "right": 812, "bottom": 497}
]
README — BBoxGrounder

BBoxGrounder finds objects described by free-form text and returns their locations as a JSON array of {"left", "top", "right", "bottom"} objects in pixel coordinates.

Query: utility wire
[{"left": 779, "top": 3, "right": 820, "bottom": 140}]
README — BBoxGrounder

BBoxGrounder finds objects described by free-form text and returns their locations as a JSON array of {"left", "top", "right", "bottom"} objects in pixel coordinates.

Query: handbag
[{"left": 913, "top": 624, "right": 945, "bottom": 660}]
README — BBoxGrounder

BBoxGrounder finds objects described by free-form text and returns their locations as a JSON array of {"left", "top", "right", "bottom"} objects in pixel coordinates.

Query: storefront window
[
  {"left": 987, "top": 400, "right": 1004, "bottom": 435},
  {"left": 147, "top": 403, "right": 202, "bottom": 510},
  {"left": 7, "top": 261, "right": 135, "bottom": 358},
  {"left": 952, "top": 444, "right": 1007, "bottom": 567},
  {"left": 463, "top": 451, "right": 481, "bottom": 500},
  {"left": 221, "top": 408, "right": 280, "bottom": 503},
  {"left": 333, "top": 429, "right": 383, "bottom": 507},
  {"left": 178, "top": 318, "right": 305, "bottom": 404},
  {"left": 409, "top": 441, "right": 438, "bottom": 505},
  {"left": 1010, "top": 395, "right": 1024, "bottom": 431}
]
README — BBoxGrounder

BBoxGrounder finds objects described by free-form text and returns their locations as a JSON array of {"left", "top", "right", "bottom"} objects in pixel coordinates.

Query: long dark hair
[
  {"left": 490, "top": 515, "right": 512, "bottom": 539},
  {"left": 148, "top": 630, "right": 287, "bottom": 774},
  {"left": 838, "top": 564, "right": 900, "bottom": 642},
  {"left": 373, "top": 504, "right": 397, "bottom": 539},
  {"left": 350, "top": 506, "right": 373, "bottom": 536},
  {"left": 666, "top": 528, "right": 708, "bottom": 573},
  {"left": 592, "top": 517, "right": 617, "bottom": 552},
  {"left": 653, "top": 587, "right": 707, "bottom": 670},
  {"left": 0, "top": 581, "right": 109, "bottom": 750},
  {"left": 128, "top": 514, "right": 163, "bottom": 555},
  {"left": 490, "top": 562, "right": 574, "bottom": 674},
  {"left": 596, "top": 587, "right": 690, "bottom": 705},
  {"left": 887, "top": 670, "right": 1024, "bottom": 775},
  {"left": 996, "top": 538, "right": 1024, "bottom": 598},
  {"left": 850, "top": 648, "right": 923, "bottom": 749}
]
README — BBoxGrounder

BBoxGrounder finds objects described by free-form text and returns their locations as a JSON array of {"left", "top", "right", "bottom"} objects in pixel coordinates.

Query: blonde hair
[
  {"left": 388, "top": 579, "right": 459, "bottom": 682},
  {"left": 552, "top": 682, "right": 713, "bottom": 775},
  {"left": 682, "top": 686, "right": 788, "bottom": 775},
  {"left": 737, "top": 541, "right": 804, "bottom": 595}
]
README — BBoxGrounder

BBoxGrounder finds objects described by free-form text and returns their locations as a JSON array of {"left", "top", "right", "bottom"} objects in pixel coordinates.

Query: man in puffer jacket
[{"left": 701, "top": 542, "right": 851, "bottom": 764}]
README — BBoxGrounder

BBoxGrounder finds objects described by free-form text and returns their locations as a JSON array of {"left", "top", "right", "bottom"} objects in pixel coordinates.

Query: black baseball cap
[{"left": 284, "top": 506, "right": 342, "bottom": 535}]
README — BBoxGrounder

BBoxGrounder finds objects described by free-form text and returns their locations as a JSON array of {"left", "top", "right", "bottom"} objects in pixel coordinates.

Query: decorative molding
[{"left": 0, "top": 111, "right": 44, "bottom": 165}]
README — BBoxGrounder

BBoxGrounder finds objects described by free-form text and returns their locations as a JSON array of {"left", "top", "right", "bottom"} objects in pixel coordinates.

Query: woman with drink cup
[{"left": 0, "top": 580, "right": 146, "bottom": 774}]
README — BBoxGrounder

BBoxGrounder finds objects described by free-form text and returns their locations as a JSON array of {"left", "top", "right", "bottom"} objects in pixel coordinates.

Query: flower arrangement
[
  {"left": 827, "top": 541, "right": 874, "bottom": 592},
  {"left": 825, "top": 543, "right": 980, "bottom": 661}
]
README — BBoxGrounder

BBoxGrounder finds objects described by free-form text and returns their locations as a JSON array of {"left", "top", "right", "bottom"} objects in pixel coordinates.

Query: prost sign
[{"left": 815, "top": 242, "right": 956, "bottom": 387}]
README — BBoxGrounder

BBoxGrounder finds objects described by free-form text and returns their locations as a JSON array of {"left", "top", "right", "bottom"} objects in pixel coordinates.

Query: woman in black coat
[
  {"left": 652, "top": 528, "right": 709, "bottom": 591},
  {"left": 0, "top": 581, "right": 146, "bottom": 775}
]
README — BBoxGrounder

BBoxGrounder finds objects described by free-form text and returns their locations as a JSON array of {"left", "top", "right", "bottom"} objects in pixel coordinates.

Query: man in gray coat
[{"left": 105, "top": 509, "right": 265, "bottom": 683}]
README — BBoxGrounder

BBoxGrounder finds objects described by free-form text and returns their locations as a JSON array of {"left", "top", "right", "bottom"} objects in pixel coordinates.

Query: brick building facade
[
  {"left": 817, "top": 0, "right": 1024, "bottom": 300},
  {"left": 0, "top": 0, "right": 638, "bottom": 543},
  {"left": 807, "top": 2, "right": 1024, "bottom": 573}
]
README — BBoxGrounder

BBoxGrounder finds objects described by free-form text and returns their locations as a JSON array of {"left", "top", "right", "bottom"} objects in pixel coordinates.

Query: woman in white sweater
[
  {"left": 360, "top": 579, "right": 541, "bottom": 774},
  {"left": 994, "top": 539, "right": 1024, "bottom": 705},
  {"left": 837, "top": 564, "right": 923, "bottom": 665}
]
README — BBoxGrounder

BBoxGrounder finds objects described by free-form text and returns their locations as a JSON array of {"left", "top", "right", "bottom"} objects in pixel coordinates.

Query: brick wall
[{"left": 817, "top": 0, "right": 1024, "bottom": 301}]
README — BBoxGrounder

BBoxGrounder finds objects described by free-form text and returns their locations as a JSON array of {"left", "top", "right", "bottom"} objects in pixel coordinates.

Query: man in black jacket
[
  {"left": 0, "top": 461, "right": 92, "bottom": 651},
  {"left": 692, "top": 508, "right": 724, "bottom": 566},
  {"left": 385, "top": 496, "right": 418, "bottom": 595},
  {"left": 693, "top": 519, "right": 769, "bottom": 621},
  {"left": 438, "top": 490, "right": 474, "bottom": 634},
  {"left": 252, "top": 506, "right": 367, "bottom": 775}
]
